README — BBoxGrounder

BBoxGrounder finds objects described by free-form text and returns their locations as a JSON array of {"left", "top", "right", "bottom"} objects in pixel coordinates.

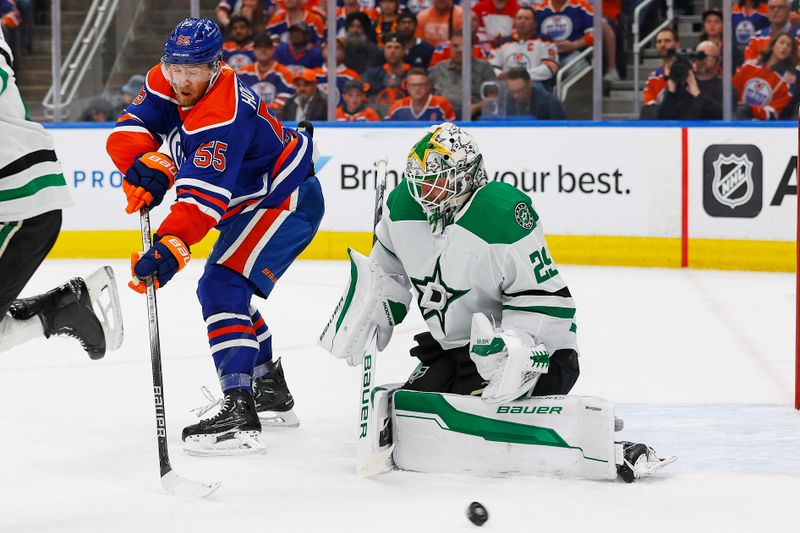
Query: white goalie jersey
[{"left": 371, "top": 180, "right": 578, "bottom": 356}]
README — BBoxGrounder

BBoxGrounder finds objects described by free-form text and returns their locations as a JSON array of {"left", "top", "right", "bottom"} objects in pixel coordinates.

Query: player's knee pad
[{"left": 197, "top": 265, "right": 254, "bottom": 317}]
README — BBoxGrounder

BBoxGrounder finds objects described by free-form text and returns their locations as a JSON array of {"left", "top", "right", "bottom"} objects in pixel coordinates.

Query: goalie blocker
[{"left": 364, "top": 390, "right": 675, "bottom": 482}]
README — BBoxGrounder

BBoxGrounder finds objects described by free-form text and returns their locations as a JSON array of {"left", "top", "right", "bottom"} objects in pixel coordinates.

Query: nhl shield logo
[
  {"left": 711, "top": 153, "right": 753, "bottom": 208},
  {"left": 703, "top": 144, "right": 762, "bottom": 218}
]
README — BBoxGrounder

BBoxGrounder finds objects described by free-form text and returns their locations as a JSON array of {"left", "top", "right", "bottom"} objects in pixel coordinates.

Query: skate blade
[
  {"left": 634, "top": 455, "right": 678, "bottom": 479},
  {"left": 183, "top": 430, "right": 267, "bottom": 457},
  {"left": 258, "top": 408, "right": 300, "bottom": 429},
  {"left": 85, "top": 266, "right": 124, "bottom": 352}
]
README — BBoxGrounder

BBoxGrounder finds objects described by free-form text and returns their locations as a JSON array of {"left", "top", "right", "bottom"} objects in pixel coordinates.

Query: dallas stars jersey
[
  {"left": 371, "top": 180, "right": 579, "bottom": 355},
  {"left": 0, "top": 33, "right": 71, "bottom": 222}
]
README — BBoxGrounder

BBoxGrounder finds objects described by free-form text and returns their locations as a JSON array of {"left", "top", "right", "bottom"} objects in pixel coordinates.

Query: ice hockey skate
[
  {"left": 183, "top": 389, "right": 266, "bottom": 456},
  {"left": 8, "top": 267, "right": 123, "bottom": 359},
  {"left": 253, "top": 358, "right": 300, "bottom": 428},
  {"left": 616, "top": 441, "right": 677, "bottom": 483}
]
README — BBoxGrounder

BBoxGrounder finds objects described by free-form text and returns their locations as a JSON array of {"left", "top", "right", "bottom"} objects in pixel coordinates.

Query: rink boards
[{"left": 44, "top": 121, "right": 797, "bottom": 272}]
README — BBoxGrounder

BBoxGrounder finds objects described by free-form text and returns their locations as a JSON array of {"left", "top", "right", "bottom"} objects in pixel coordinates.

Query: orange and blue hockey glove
[
  {"left": 123, "top": 152, "right": 178, "bottom": 214},
  {"left": 129, "top": 234, "right": 191, "bottom": 293}
]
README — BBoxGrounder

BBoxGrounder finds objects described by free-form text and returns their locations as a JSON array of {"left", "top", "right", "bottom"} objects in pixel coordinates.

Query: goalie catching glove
[
  {"left": 129, "top": 234, "right": 191, "bottom": 293},
  {"left": 319, "top": 248, "right": 411, "bottom": 366},
  {"left": 469, "top": 313, "right": 551, "bottom": 403},
  {"left": 123, "top": 152, "right": 177, "bottom": 214}
]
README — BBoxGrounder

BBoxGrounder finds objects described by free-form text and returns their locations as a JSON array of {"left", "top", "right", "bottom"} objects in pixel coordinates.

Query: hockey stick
[
  {"left": 139, "top": 210, "right": 221, "bottom": 498},
  {"left": 355, "top": 155, "right": 390, "bottom": 477}
]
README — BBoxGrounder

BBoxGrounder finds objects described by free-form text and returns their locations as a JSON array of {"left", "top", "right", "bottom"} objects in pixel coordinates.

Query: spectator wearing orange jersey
[
  {"left": 337, "top": 80, "right": 381, "bottom": 121},
  {"left": 416, "top": 0, "right": 463, "bottom": 48},
  {"left": 267, "top": 0, "right": 326, "bottom": 44},
  {"left": 473, "top": 0, "right": 520, "bottom": 46},
  {"left": 385, "top": 67, "right": 456, "bottom": 120},
  {"left": 743, "top": 0, "right": 798, "bottom": 62},
  {"left": 640, "top": 27, "right": 679, "bottom": 119},
  {"left": 734, "top": 32, "right": 796, "bottom": 120}
]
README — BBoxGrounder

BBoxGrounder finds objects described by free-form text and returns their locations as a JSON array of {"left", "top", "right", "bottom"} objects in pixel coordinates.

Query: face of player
[
  {"left": 655, "top": 30, "right": 678, "bottom": 60},
  {"left": 703, "top": 15, "right": 722, "bottom": 39},
  {"left": 514, "top": 9, "right": 536, "bottom": 38},
  {"left": 418, "top": 176, "right": 451, "bottom": 205},
  {"left": 767, "top": 0, "right": 790, "bottom": 25},
  {"left": 384, "top": 42, "right": 404, "bottom": 64},
  {"left": 771, "top": 34, "right": 794, "bottom": 61},
  {"left": 254, "top": 44, "right": 274, "bottom": 64},
  {"left": 165, "top": 63, "right": 214, "bottom": 106},
  {"left": 230, "top": 21, "right": 252, "bottom": 43},
  {"left": 284, "top": 0, "right": 301, "bottom": 9},
  {"left": 406, "top": 74, "right": 431, "bottom": 101},
  {"left": 506, "top": 77, "right": 532, "bottom": 104},
  {"left": 343, "top": 89, "right": 366, "bottom": 111},
  {"left": 295, "top": 78, "right": 317, "bottom": 101}
]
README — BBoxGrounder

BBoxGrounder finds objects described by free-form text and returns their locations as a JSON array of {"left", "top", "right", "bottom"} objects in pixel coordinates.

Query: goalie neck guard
[{"left": 404, "top": 122, "right": 487, "bottom": 231}]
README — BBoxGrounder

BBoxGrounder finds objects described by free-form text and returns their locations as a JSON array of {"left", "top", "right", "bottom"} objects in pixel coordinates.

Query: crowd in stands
[
  {"left": 204, "top": 0, "right": 591, "bottom": 121},
  {"left": 6, "top": 0, "right": 800, "bottom": 121},
  {"left": 640, "top": 0, "right": 800, "bottom": 120}
]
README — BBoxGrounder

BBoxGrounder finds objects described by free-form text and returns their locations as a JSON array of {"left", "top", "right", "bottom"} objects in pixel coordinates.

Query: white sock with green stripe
[{"left": 0, "top": 313, "right": 45, "bottom": 353}]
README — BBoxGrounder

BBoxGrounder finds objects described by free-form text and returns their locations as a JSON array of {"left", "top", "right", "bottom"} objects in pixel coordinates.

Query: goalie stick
[
  {"left": 355, "top": 155, "right": 391, "bottom": 478},
  {"left": 139, "top": 210, "right": 221, "bottom": 498}
]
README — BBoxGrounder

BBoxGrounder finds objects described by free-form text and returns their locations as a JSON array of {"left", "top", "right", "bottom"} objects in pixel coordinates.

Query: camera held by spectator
[
  {"left": 666, "top": 48, "right": 706, "bottom": 90},
  {"left": 655, "top": 41, "right": 727, "bottom": 120}
]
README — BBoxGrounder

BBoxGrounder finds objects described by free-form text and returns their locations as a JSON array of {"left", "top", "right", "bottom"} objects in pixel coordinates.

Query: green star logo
[
  {"left": 409, "top": 256, "right": 469, "bottom": 334},
  {"left": 408, "top": 126, "right": 451, "bottom": 172}
]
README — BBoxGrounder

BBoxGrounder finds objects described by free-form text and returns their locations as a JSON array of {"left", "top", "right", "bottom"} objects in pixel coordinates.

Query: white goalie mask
[{"left": 405, "top": 123, "right": 487, "bottom": 228}]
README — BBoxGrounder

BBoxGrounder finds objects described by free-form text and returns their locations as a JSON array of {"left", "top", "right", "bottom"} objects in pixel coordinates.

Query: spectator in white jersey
[{"left": 490, "top": 6, "right": 559, "bottom": 88}]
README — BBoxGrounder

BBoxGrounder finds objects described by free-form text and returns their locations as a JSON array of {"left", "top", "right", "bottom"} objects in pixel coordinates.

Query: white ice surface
[{"left": 0, "top": 260, "right": 797, "bottom": 532}]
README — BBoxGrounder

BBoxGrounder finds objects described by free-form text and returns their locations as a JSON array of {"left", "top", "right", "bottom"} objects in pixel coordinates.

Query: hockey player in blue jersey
[{"left": 106, "top": 18, "right": 324, "bottom": 455}]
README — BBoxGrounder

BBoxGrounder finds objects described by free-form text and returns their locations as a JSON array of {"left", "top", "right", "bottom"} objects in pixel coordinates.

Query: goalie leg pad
[{"left": 391, "top": 391, "right": 618, "bottom": 480}]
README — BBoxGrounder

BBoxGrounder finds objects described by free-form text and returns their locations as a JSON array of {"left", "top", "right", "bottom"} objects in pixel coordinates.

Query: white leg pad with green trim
[{"left": 391, "top": 391, "right": 617, "bottom": 480}]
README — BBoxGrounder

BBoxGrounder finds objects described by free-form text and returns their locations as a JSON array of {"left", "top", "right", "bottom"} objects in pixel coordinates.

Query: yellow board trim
[{"left": 48, "top": 231, "right": 795, "bottom": 273}]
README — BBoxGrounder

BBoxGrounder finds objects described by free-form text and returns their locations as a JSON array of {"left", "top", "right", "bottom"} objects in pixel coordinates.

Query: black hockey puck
[{"left": 467, "top": 501, "right": 488, "bottom": 526}]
